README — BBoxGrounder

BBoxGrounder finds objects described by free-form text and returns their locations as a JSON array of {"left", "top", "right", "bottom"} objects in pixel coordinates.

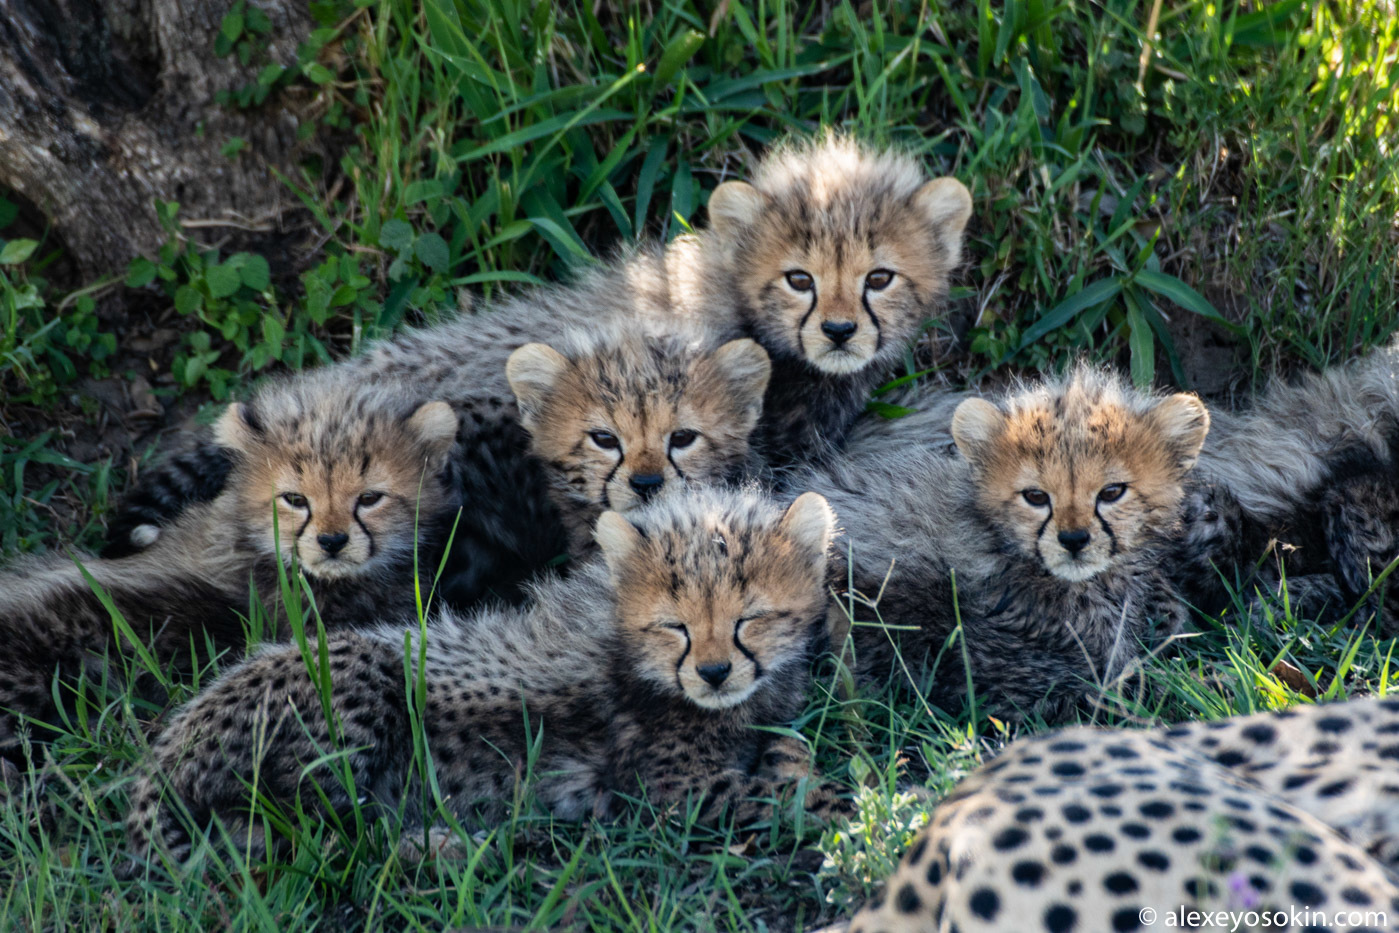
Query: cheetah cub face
[
  {"left": 508, "top": 336, "right": 770, "bottom": 520},
  {"left": 707, "top": 135, "right": 972, "bottom": 376},
  {"left": 217, "top": 379, "right": 458, "bottom": 579},
  {"left": 952, "top": 369, "right": 1210, "bottom": 582},
  {"left": 594, "top": 491, "right": 834, "bottom": 710}
]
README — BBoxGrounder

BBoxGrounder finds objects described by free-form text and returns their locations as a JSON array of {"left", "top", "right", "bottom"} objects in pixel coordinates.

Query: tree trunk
[{"left": 0, "top": 0, "right": 315, "bottom": 278}]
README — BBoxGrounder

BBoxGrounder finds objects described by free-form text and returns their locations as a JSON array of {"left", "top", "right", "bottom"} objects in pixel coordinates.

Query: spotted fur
[
  {"left": 706, "top": 133, "right": 972, "bottom": 461},
  {"left": 849, "top": 697, "right": 1399, "bottom": 933},
  {"left": 0, "top": 374, "right": 456, "bottom": 760},
  {"left": 125, "top": 488, "right": 847, "bottom": 863},
  {"left": 795, "top": 366, "right": 1207, "bottom": 721}
]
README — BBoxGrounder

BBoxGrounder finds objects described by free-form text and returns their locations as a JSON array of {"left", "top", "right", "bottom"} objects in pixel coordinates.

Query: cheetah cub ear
[
  {"left": 213, "top": 402, "right": 264, "bottom": 456},
  {"left": 1149, "top": 393, "right": 1211, "bottom": 473},
  {"left": 594, "top": 511, "right": 645, "bottom": 582},
  {"left": 778, "top": 492, "right": 837, "bottom": 562},
  {"left": 506, "top": 343, "right": 571, "bottom": 428},
  {"left": 405, "top": 401, "right": 458, "bottom": 468},
  {"left": 915, "top": 177, "right": 974, "bottom": 263},
  {"left": 697, "top": 338, "right": 772, "bottom": 424},
  {"left": 951, "top": 397, "right": 1005, "bottom": 467},
  {"left": 707, "top": 181, "right": 765, "bottom": 235}
]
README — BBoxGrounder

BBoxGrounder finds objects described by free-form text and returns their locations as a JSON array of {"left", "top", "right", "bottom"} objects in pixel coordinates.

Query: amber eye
[
  {"left": 589, "top": 430, "right": 621, "bottom": 450},
  {"left": 865, "top": 269, "right": 895, "bottom": 290},
  {"left": 1022, "top": 489, "right": 1050, "bottom": 507},
  {"left": 281, "top": 492, "right": 308, "bottom": 509},
  {"left": 785, "top": 270, "right": 814, "bottom": 292},
  {"left": 1098, "top": 483, "right": 1127, "bottom": 503},
  {"left": 669, "top": 429, "right": 699, "bottom": 450},
  {"left": 358, "top": 491, "right": 384, "bottom": 507}
]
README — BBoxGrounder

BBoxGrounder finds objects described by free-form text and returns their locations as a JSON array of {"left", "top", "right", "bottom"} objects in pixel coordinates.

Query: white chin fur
[
  {"left": 808, "top": 345, "right": 874, "bottom": 375},
  {"left": 297, "top": 556, "right": 368, "bottom": 580},
  {"left": 686, "top": 681, "right": 759, "bottom": 710},
  {"left": 1045, "top": 556, "right": 1108, "bottom": 583}
]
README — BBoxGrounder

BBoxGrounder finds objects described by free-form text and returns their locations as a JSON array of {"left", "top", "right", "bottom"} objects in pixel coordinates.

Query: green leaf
[
  {"left": 1132, "top": 269, "right": 1245, "bottom": 335},
  {"left": 414, "top": 233, "right": 450, "bottom": 271},
  {"left": 239, "top": 254, "right": 271, "bottom": 290},
  {"left": 303, "top": 63, "right": 335, "bottom": 85},
  {"left": 221, "top": 10, "right": 244, "bottom": 42},
  {"left": 262, "top": 315, "right": 286, "bottom": 350},
  {"left": 126, "top": 257, "right": 158, "bottom": 288},
  {"left": 404, "top": 179, "right": 445, "bottom": 205},
  {"left": 866, "top": 401, "right": 917, "bottom": 419},
  {"left": 1125, "top": 292, "right": 1156, "bottom": 388},
  {"left": 1018, "top": 277, "right": 1124, "bottom": 349},
  {"left": 0, "top": 239, "right": 38, "bottom": 265},
  {"left": 380, "top": 219, "right": 415, "bottom": 251},
  {"left": 174, "top": 285, "right": 203, "bottom": 315},
  {"left": 329, "top": 284, "right": 358, "bottom": 307},
  {"left": 206, "top": 263, "right": 242, "bottom": 299},
  {"left": 652, "top": 30, "right": 704, "bottom": 91}
]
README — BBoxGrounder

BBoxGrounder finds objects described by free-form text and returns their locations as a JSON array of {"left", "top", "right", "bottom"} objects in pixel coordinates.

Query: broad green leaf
[
  {"left": 239, "top": 254, "right": 271, "bottom": 291},
  {"left": 404, "top": 179, "right": 446, "bottom": 205},
  {"left": 1018, "top": 277, "right": 1123, "bottom": 349},
  {"left": 1133, "top": 269, "right": 1245, "bottom": 335},
  {"left": 221, "top": 10, "right": 244, "bottom": 42},
  {"left": 380, "top": 219, "right": 414, "bottom": 252},
  {"left": 174, "top": 285, "right": 203, "bottom": 315},
  {"left": 205, "top": 263, "right": 242, "bottom": 299},
  {"left": 415, "top": 233, "right": 450, "bottom": 271},
  {"left": 0, "top": 239, "right": 38, "bottom": 265},
  {"left": 1125, "top": 292, "right": 1156, "bottom": 388},
  {"left": 125, "top": 256, "right": 158, "bottom": 288}
]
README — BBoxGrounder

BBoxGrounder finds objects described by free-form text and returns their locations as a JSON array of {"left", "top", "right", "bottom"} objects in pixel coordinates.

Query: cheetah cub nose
[
  {"left": 1057, "top": 528, "right": 1091, "bottom": 554},
  {"left": 318, "top": 532, "right": 350, "bottom": 555},
  {"left": 820, "top": 321, "right": 857, "bottom": 345},
  {"left": 697, "top": 662, "right": 732, "bottom": 686},
  {"left": 629, "top": 473, "right": 664, "bottom": 500}
]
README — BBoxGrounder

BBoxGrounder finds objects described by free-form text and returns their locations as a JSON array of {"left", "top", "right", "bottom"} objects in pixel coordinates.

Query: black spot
[
  {"left": 1090, "top": 783, "right": 1125, "bottom": 799},
  {"left": 1228, "top": 816, "right": 1257, "bottom": 834},
  {"left": 1048, "top": 740, "right": 1088, "bottom": 753},
  {"left": 1053, "top": 761, "right": 1086, "bottom": 777},
  {"left": 1316, "top": 715, "right": 1352, "bottom": 734},
  {"left": 1140, "top": 800, "right": 1174, "bottom": 819},
  {"left": 1063, "top": 804, "right": 1092, "bottom": 823},
  {"left": 1318, "top": 779, "right": 1353, "bottom": 797},
  {"left": 1044, "top": 904, "right": 1077, "bottom": 933},
  {"left": 1100, "top": 805, "right": 1123, "bottom": 818},
  {"left": 1016, "top": 807, "right": 1046, "bottom": 823},
  {"left": 994, "top": 827, "right": 1031, "bottom": 851},
  {"left": 1112, "top": 907, "right": 1143, "bottom": 931},
  {"left": 1244, "top": 845, "right": 1274, "bottom": 865},
  {"left": 1012, "top": 860, "right": 1047, "bottom": 887},
  {"left": 1084, "top": 834, "right": 1115, "bottom": 853},
  {"left": 1214, "top": 750, "right": 1248, "bottom": 767},
  {"left": 1104, "top": 744, "right": 1140, "bottom": 760},
  {"left": 925, "top": 859, "right": 943, "bottom": 886},
  {"left": 895, "top": 883, "right": 921, "bottom": 914},
  {"left": 1294, "top": 845, "right": 1318, "bottom": 865},
  {"left": 1184, "top": 878, "right": 1219, "bottom": 899},
  {"left": 906, "top": 837, "right": 928, "bottom": 865},
  {"left": 1137, "top": 851, "right": 1170, "bottom": 872},
  {"left": 969, "top": 888, "right": 1000, "bottom": 920},
  {"left": 1104, "top": 872, "right": 1139, "bottom": 895},
  {"left": 1240, "top": 723, "right": 1277, "bottom": 744},
  {"left": 1121, "top": 822, "right": 1150, "bottom": 839},
  {"left": 1290, "top": 881, "right": 1326, "bottom": 906},
  {"left": 1172, "top": 826, "right": 1201, "bottom": 844},
  {"left": 1051, "top": 844, "right": 1077, "bottom": 865}
]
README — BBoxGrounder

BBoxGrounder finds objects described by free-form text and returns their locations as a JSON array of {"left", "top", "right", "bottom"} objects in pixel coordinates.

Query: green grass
[{"left": 3, "top": 0, "right": 1399, "bottom": 929}]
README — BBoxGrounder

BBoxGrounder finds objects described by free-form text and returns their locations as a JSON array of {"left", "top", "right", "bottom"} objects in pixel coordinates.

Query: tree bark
[{"left": 0, "top": 0, "right": 315, "bottom": 277}]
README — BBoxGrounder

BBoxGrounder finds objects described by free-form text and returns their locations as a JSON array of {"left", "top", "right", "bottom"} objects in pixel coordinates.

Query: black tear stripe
[
  {"left": 665, "top": 451, "right": 688, "bottom": 482},
  {"left": 733, "top": 624, "right": 764, "bottom": 679},
  {"left": 860, "top": 292, "right": 884, "bottom": 350},
  {"left": 1095, "top": 508, "right": 1119, "bottom": 557},
  {"left": 673, "top": 631, "right": 692, "bottom": 693},
  {"left": 599, "top": 456, "right": 624, "bottom": 509},
  {"left": 795, "top": 290, "right": 819, "bottom": 357},
  {"left": 353, "top": 511, "right": 376, "bottom": 558}
]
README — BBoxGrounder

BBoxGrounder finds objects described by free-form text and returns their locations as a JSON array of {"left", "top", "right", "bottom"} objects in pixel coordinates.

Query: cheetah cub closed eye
[
  {"left": 0, "top": 375, "right": 457, "bottom": 759},
  {"left": 798, "top": 366, "right": 1209, "bottom": 721},
  {"left": 850, "top": 697, "right": 1399, "bottom": 933},
  {"left": 126, "top": 488, "right": 844, "bottom": 863}
]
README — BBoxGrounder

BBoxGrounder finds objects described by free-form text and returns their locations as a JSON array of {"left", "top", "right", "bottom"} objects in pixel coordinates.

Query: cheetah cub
[
  {"left": 0, "top": 374, "right": 457, "bottom": 758},
  {"left": 798, "top": 366, "right": 1209, "bottom": 721},
  {"left": 850, "top": 697, "right": 1399, "bottom": 933},
  {"left": 705, "top": 133, "right": 973, "bottom": 459},
  {"left": 126, "top": 488, "right": 844, "bottom": 862}
]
